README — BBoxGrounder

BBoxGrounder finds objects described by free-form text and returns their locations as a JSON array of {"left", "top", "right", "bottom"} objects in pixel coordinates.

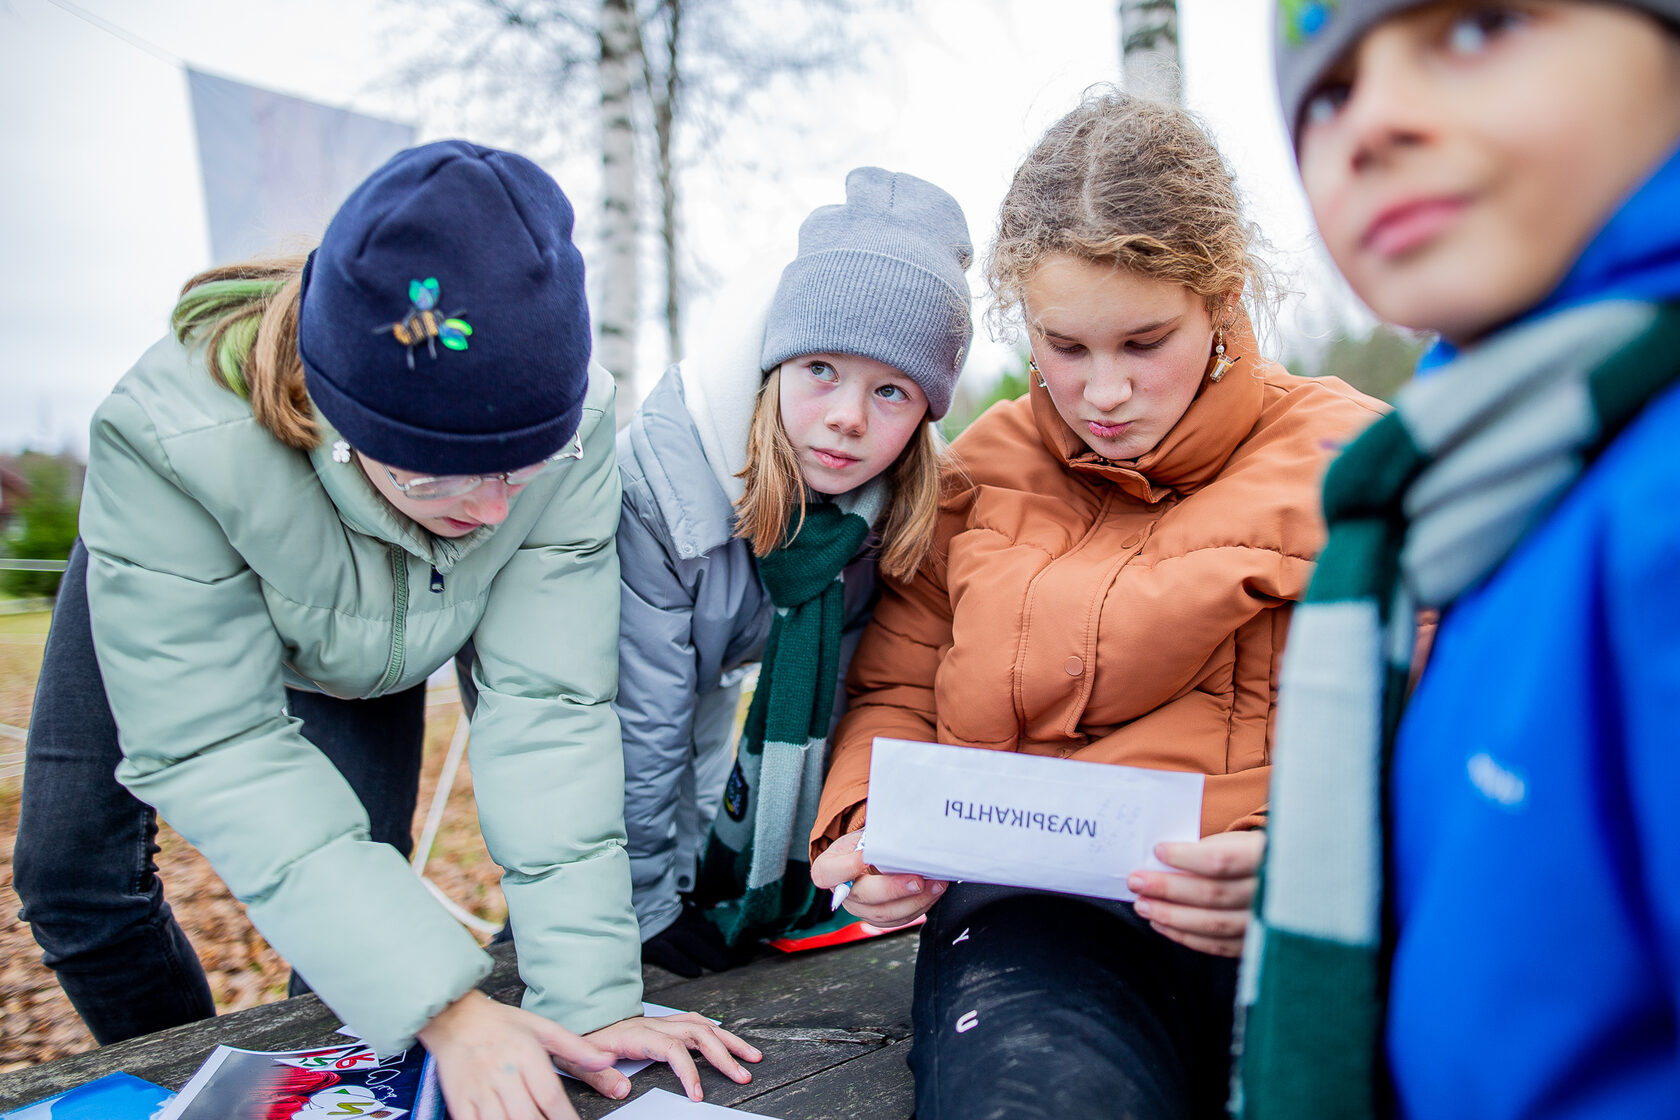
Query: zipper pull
[{"left": 430, "top": 567, "right": 445, "bottom": 594}]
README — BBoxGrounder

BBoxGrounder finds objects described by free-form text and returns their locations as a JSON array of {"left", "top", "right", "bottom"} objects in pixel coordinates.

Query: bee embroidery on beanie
[
  {"left": 1280, "top": 0, "right": 1337, "bottom": 45},
  {"left": 380, "top": 277, "right": 472, "bottom": 369}
]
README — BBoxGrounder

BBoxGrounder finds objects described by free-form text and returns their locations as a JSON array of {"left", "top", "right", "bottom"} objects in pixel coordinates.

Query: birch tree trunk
[
  {"left": 1118, "top": 0, "right": 1182, "bottom": 104},
  {"left": 598, "top": 0, "right": 640, "bottom": 423},
  {"left": 641, "top": 0, "right": 683, "bottom": 367}
]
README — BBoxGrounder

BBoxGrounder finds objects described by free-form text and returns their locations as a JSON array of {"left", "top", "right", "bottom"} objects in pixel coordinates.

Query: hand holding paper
[
  {"left": 1128, "top": 830, "right": 1266, "bottom": 957},
  {"left": 811, "top": 828, "right": 946, "bottom": 928}
]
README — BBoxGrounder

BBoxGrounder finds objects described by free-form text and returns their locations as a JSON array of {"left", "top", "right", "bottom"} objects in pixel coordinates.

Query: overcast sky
[{"left": 0, "top": 0, "right": 1355, "bottom": 455}]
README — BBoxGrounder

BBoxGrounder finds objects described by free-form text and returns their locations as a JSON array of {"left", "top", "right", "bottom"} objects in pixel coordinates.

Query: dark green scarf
[
  {"left": 698, "top": 479, "right": 886, "bottom": 946},
  {"left": 1233, "top": 301, "right": 1680, "bottom": 1119}
]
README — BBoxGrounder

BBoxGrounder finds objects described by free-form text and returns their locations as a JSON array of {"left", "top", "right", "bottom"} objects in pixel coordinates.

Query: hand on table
[
  {"left": 810, "top": 829, "right": 947, "bottom": 928},
  {"left": 1127, "top": 829, "right": 1265, "bottom": 958},
  {"left": 583, "top": 1013, "right": 761, "bottom": 1103},
  {"left": 419, "top": 991, "right": 763, "bottom": 1116},
  {"left": 418, "top": 989, "right": 614, "bottom": 1120}
]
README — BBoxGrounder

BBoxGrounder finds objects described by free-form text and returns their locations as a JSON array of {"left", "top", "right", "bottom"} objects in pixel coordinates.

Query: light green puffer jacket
[{"left": 79, "top": 335, "right": 642, "bottom": 1055}]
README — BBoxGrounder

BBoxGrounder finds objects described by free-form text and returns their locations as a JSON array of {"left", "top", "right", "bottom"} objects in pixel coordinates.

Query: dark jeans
[
  {"left": 13, "top": 542, "right": 427, "bottom": 1045},
  {"left": 909, "top": 883, "right": 1238, "bottom": 1120}
]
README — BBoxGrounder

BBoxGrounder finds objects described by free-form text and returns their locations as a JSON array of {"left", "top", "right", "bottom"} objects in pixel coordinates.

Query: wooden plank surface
[
  {"left": 742, "top": 1041, "right": 917, "bottom": 1119},
  {"left": 0, "top": 931, "right": 920, "bottom": 1118}
]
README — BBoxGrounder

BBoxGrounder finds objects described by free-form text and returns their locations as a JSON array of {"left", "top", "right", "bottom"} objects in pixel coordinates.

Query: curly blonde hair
[{"left": 986, "top": 87, "right": 1275, "bottom": 335}]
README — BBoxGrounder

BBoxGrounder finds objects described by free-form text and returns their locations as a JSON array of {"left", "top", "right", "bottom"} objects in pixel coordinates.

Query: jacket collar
[
  {"left": 627, "top": 368, "right": 741, "bottom": 560},
  {"left": 1031, "top": 313, "right": 1267, "bottom": 504},
  {"left": 628, "top": 274, "right": 779, "bottom": 559},
  {"left": 307, "top": 416, "right": 496, "bottom": 571}
]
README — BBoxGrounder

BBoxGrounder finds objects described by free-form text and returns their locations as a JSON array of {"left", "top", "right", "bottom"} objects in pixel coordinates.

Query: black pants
[
  {"left": 13, "top": 542, "right": 428, "bottom": 1044},
  {"left": 909, "top": 884, "right": 1238, "bottom": 1120}
]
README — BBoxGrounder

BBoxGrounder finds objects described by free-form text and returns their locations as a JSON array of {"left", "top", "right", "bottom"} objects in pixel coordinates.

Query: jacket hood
[
  {"left": 677, "top": 275, "right": 780, "bottom": 504},
  {"left": 1031, "top": 311, "right": 1268, "bottom": 504}
]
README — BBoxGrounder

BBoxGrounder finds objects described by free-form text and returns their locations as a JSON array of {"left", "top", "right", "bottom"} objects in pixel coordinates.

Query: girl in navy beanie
[{"left": 14, "top": 140, "right": 757, "bottom": 1117}]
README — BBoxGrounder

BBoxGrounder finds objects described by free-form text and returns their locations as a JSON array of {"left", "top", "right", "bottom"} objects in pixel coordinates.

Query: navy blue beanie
[{"left": 298, "top": 140, "right": 591, "bottom": 474}]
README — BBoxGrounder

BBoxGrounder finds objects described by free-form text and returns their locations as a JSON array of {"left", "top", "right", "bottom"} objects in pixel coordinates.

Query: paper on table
[
  {"left": 863, "top": 737, "right": 1204, "bottom": 900},
  {"left": 608, "top": 1087, "right": 785, "bottom": 1118}
]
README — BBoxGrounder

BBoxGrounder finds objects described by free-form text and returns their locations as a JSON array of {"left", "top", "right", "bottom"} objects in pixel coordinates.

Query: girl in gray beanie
[{"left": 614, "top": 167, "right": 975, "bottom": 974}]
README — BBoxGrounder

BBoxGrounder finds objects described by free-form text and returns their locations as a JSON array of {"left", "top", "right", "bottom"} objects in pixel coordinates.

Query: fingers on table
[
  {"left": 659, "top": 1015, "right": 758, "bottom": 1081},
  {"left": 535, "top": 1016, "right": 614, "bottom": 1073}
]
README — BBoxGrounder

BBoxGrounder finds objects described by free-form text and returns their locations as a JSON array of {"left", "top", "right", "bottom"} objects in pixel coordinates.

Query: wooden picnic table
[{"left": 0, "top": 932, "right": 920, "bottom": 1118}]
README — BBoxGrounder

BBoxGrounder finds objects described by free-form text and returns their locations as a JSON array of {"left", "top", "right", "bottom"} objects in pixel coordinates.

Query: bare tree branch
[{"left": 392, "top": 0, "right": 908, "bottom": 385}]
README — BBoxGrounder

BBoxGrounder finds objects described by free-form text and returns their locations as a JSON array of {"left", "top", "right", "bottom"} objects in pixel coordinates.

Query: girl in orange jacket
[{"left": 810, "top": 90, "right": 1384, "bottom": 1119}]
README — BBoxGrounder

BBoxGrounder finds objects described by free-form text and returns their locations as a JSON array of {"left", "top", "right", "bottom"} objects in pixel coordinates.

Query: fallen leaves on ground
[{"left": 0, "top": 681, "right": 506, "bottom": 1071}]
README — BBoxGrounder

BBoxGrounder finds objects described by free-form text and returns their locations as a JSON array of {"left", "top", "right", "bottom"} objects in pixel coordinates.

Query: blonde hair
[
  {"left": 987, "top": 87, "right": 1275, "bottom": 335},
  {"left": 170, "top": 255, "right": 318, "bottom": 449},
  {"left": 733, "top": 371, "right": 944, "bottom": 582}
]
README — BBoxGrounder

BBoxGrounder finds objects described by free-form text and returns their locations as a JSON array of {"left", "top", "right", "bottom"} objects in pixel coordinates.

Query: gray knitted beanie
[
  {"left": 1275, "top": 0, "right": 1680, "bottom": 150},
  {"left": 761, "top": 167, "right": 974, "bottom": 420}
]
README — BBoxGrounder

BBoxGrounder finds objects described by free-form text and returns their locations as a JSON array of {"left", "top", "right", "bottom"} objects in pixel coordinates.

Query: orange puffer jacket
[{"left": 812, "top": 331, "right": 1385, "bottom": 850}]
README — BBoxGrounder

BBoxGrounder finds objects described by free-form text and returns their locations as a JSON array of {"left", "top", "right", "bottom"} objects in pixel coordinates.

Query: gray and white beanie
[
  {"left": 1275, "top": 0, "right": 1680, "bottom": 149},
  {"left": 761, "top": 167, "right": 974, "bottom": 420}
]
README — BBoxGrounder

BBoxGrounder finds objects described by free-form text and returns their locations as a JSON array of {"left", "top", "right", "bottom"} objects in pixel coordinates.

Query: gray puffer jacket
[{"left": 615, "top": 293, "right": 878, "bottom": 940}]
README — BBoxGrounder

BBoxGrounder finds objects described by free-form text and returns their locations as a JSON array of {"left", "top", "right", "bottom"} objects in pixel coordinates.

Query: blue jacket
[
  {"left": 1385, "top": 140, "right": 1680, "bottom": 1120},
  {"left": 1377, "top": 357, "right": 1680, "bottom": 1120},
  {"left": 1386, "top": 370, "right": 1680, "bottom": 1119}
]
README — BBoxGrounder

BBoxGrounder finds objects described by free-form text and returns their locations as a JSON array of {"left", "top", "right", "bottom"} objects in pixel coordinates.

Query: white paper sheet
[
  {"left": 608, "top": 1087, "right": 784, "bottom": 1117},
  {"left": 862, "top": 738, "right": 1205, "bottom": 900}
]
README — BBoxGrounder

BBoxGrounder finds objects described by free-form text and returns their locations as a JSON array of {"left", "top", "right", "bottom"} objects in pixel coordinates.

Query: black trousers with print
[{"left": 909, "top": 883, "right": 1238, "bottom": 1120}]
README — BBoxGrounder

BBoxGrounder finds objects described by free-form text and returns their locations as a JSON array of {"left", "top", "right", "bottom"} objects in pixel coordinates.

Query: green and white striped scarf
[
  {"left": 697, "top": 479, "right": 886, "bottom": 947},
  {"left": 1233, "top": 301, "right": 1680, "bottom": 1119}
]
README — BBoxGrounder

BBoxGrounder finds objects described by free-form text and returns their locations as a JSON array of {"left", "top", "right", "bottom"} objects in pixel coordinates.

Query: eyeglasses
[{"left": 380, "top": 434, "right": 584, "bottom": 500}]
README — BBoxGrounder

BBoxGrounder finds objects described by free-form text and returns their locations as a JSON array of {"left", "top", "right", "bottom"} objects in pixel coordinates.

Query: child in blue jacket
[{"left": 1239, "top": 3, "right": 1680, "bottom": 1118}]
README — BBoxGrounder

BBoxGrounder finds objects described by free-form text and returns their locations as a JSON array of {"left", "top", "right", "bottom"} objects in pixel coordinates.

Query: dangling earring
[
  {"left": 1208, "top": 328, "right": 1236, "bottom": 383},
  {"left": 1029, "top": 356, "right": 1047, "bottom": 389},
  {"left": 331, "top": 439, "right": 352, "bottom": 464}
]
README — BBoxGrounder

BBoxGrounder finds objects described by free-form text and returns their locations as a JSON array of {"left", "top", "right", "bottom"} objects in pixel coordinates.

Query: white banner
[{"left": 186, "top": 68, "right": 415, "bottom": 264}]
